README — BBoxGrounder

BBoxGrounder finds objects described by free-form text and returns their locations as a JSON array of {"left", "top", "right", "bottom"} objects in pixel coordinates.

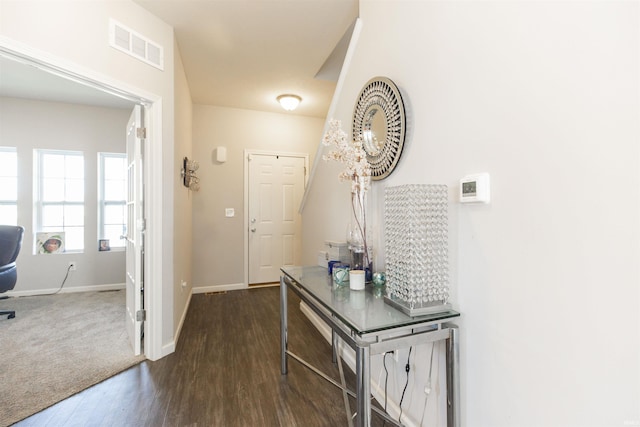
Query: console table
[{"left": 280, "top": 265, "right": 460, "bottom": 427}]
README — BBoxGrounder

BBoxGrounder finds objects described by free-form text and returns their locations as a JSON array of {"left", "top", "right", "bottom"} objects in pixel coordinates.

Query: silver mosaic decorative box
[{"left": 384, "top": 184, "right": 450, "bottom": 316}]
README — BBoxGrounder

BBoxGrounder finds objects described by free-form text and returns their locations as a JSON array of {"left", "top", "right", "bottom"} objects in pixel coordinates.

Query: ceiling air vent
[{"left": 109, "top": 19, "right": 164, "bottom": 71}]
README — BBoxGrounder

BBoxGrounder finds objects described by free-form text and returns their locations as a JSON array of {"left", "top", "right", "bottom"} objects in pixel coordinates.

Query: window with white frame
[
  {"left": 0, "top": 147, "right": 18, "bottom": 226},
  {"left": 98, "top": 153, "right": 126, "bottom": 249},
  {"left": 35, "top": 150, "right": 84, "bottom": 252}
]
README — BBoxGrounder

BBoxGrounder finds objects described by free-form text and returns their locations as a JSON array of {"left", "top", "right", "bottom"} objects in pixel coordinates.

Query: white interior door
[
  {"left": 248, "top": 153, "right": 305, "bottom": 284},
  {"left": 125, "top": 106, "right": 144, "bottom": 355}
]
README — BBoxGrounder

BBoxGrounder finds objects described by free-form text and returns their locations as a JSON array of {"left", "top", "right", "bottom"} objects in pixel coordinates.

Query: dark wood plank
[{"left": 15, "top": 287, "right": 387, "bottom": 426}]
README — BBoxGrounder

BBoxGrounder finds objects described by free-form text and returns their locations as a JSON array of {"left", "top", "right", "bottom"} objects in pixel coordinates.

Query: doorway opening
[{"left": 0, "top": 43, "right": 162, "bottom": 360}]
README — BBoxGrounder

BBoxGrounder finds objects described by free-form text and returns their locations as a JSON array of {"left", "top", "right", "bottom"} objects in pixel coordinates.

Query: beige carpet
[{"left": 0, "top": 290, "right": 145, "bottom": 426}]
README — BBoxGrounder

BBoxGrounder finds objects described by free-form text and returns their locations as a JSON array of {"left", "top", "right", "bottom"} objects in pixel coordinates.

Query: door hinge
[
  {"left": 136, "top": 127, "right": 146, "bottom": 139},
  {"left": 136, "top": 309, "right": 146, "bottom": 322}
]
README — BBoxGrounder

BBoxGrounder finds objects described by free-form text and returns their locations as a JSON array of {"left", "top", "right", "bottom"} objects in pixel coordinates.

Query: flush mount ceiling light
[{"left": 277, "top": 94, "right": 302, "bottom": 111}]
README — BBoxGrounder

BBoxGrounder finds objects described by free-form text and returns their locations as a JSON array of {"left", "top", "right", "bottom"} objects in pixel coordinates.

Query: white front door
[
  {"left": 125, "top": 106, "right": 144, "bottom": 355},
  {"left": 248, "top": 153, "right": 305, "bottom": 284}
]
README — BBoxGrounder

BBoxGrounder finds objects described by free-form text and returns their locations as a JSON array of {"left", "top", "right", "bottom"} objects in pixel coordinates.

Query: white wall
[
  {"left": 173, "top": 42, "right": 194, "bottom": 339},
  {"left": 0, "top": 0, "right": 178, "bottom": 358},
  {"left": 302, "top": 1, "right": 640, "bottom": 426},
  {"left": 1, "top": 97, "right": 128, "bottom": 293},
  {"left": 191, "top": 105, "right": 324, "bottom": 289}
]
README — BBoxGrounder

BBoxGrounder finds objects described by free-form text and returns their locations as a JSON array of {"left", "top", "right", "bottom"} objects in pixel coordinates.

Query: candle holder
[{"left": 384, "top": 184, "right": 450, "bottom": 316}]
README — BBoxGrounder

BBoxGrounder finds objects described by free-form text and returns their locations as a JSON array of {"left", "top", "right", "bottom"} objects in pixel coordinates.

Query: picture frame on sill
[
  {"left": 98, "top": 239, "right": 111, "bottom": 252},
  {"left": 36, "top": 232, "right": 65, "bottom": 254}
]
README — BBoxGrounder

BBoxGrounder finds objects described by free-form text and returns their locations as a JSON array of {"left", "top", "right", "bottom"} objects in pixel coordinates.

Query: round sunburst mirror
[{"left": 352, "top": 77, "right": 406, "bottom": 180}]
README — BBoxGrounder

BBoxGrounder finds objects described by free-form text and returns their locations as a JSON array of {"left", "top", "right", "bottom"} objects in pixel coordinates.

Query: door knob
[{"left": 251, "top": 227, "right": 256, "bottom": 232}]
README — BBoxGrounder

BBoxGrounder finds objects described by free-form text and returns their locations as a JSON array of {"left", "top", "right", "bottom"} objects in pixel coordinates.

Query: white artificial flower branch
[
  {"left": 322, "top": 119, "right": 371, "bottom": 192},
  {"left": 322, "top": 118, "right": 372, "bottom": 272}
]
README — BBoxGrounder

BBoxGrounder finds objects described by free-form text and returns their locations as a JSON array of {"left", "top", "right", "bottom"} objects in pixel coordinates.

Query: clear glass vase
[{"left": 347, "top": 178, "right": 373, "bottom": 282}]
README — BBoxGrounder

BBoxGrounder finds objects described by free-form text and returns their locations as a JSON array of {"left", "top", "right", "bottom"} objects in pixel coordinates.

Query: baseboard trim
[
  {"left": 7, "top": 283, "right": 126, "bottom": 297},
  {"left": 173, "top": 288, "right": 193, "bottom": 346},
  {"left": 192, "top": 283, "right": 246, "bottom": 293},
  {"left": 248, "top": 282, "right": 280, "bottom": 289},
  {"left": 160, "top": 341, "right": 175, "bottom": 358}
]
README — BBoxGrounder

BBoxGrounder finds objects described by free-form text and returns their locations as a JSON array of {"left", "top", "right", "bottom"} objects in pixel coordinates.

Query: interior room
[
  {"left": 0, "top": 1, "right": 638, "bottom": 426},
  {"left": 1, "top": 96, "right": 131, "bottom": 293}
]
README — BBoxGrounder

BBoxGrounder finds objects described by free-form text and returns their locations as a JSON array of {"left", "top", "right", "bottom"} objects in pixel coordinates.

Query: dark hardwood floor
[{"left": 15, "top": 287, "right": 387, "bottom": 426}]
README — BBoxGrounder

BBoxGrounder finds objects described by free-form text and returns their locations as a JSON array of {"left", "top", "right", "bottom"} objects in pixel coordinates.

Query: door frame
[
  {"left": 243, "top": 149, "right": 309, "bottom": 287},
  {"left": 0, "top": 40, "right": 164, "bottom": 361}
]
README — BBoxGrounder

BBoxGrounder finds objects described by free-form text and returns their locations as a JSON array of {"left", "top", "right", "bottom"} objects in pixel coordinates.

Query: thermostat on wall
[{"left": 460, "top": 173, "right": 490, "bottom": 203}]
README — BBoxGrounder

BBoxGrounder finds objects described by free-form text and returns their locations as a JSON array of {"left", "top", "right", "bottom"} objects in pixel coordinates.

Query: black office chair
[{"left": 0, "top": 225, "right": 24, "bottom": 319}]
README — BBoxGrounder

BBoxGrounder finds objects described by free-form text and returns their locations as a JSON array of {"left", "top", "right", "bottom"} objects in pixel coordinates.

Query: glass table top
[{"left": 281, "top": 266, "right": 460, "bottom": 335}]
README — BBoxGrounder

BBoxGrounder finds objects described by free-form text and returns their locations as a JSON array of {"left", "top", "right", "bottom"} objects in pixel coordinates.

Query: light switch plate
[{"left": 225, "top": 208, "right": 235, "bottom": 217}]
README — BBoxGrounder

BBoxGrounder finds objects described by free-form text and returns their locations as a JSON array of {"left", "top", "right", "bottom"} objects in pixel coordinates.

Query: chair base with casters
[
  {"left": 0, "top": 298, "right": 15, "bottom": 319},
  {"left": 0, "top": 225, "right": 25, "bottom": 320}
]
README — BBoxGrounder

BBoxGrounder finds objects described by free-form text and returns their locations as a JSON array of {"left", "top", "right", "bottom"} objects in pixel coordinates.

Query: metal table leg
[
  {"left": 446, "top": 324, "right": 460, "bottom": 427},
  {"left": 280, "top": 275, "right": 288, "bottom": 375},
  {"left": 355, "top": 344, "right": 371, "bottom": 427}
]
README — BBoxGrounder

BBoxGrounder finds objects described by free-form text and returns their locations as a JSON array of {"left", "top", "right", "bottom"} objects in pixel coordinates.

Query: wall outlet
[{"left": 68, "top": 262, "right": 77, "bottom": 271}]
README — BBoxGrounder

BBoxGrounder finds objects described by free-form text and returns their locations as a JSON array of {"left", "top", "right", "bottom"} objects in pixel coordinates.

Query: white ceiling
[
  {"left": 0, "top": 56, "right": 137, "bottom": 110},
  {"left": 0, "top": 1, "right": 358, "bottom": 118},
  {"left": 134, "top": 0, "right": 358, "bottom": 117}
]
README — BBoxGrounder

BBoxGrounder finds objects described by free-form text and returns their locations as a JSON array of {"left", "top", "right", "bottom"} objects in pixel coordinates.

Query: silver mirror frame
[{"left": 352, "top": 77, "right": 406, "bottom": 180}]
